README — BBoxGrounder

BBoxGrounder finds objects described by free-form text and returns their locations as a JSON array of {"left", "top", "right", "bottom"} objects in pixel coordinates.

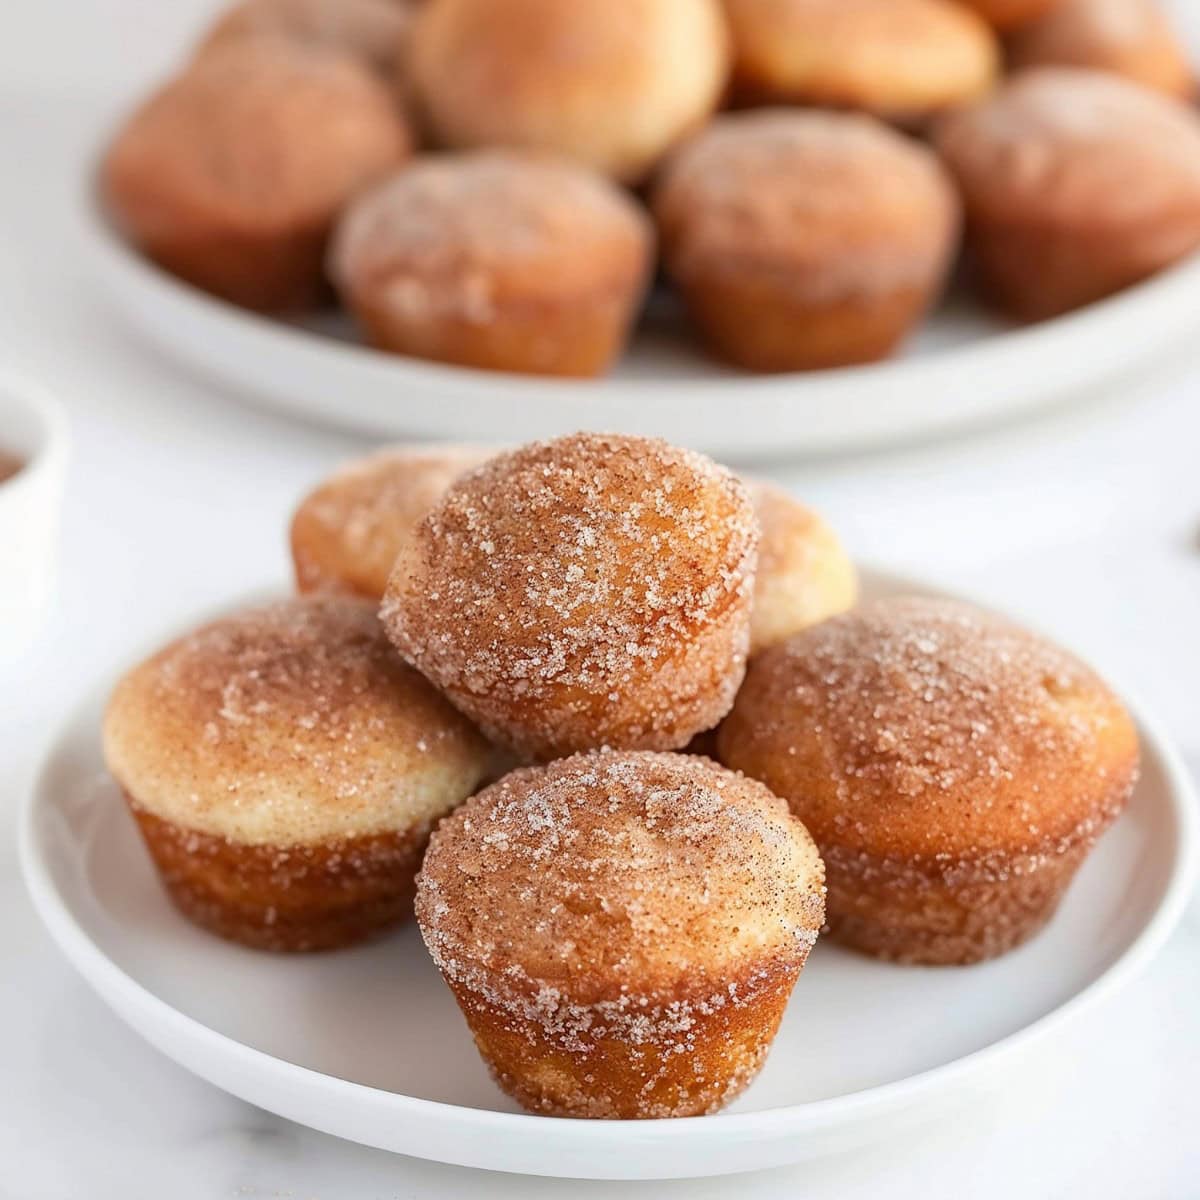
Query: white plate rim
[
  {"left": 18, "top": 567, "right": 1200, "bottom": 1176},
  {"left": 82, "top": 178, "right": 1200, "bottom": 457}
]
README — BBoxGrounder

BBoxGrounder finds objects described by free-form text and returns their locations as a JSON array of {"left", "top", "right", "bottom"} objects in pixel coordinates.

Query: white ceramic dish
[
  {"left": 20, "top": 569, "right": 1198, "bottom": 1179},
  {"left": 84, "top": 188, "right": 1200, "bottom": 458},
  {"left": 0, "top": 373, "right": 69, "bottom": 664}
]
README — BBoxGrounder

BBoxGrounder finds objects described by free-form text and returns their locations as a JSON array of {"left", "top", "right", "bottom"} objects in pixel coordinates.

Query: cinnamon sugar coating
[
  {"left": 198, "top": 0, "right": 413, "bottom": 76},
  {"left": 935, "top": 68, "right": 1200, "bottom": 318},
  {"left": 102, "top": 40, "right": 410, "bottom": 312},
  {"left": 1009, "top": 0, "right": 1194, "bottom": 100},
  {"left": 720, "top": 0, "right": 999, "bottom": 119},
  {"left": 291, "top": 444, "right": 493, "bottom": 599},
  {"left": 381, "top": 432, "right": 758, "bottom": 759},
  {"left": 718, "top": 596, "right": 1139, "bottom": 963},
  {"left": 416, "top": 751, "right": 825, "bottom": 1116},
  {"left": 654, "top": 110, "right": 960, "bottom": 369},
  {"left": 409, "top": 0, "right": 729, "bottom": 182},
  {"left": 104, "top": 594, "right": 494, "bottom": 847},
  {"left": 749, "top": 482, "right": 857, "bottom": 653},
  {"left": 329, "top": 152, "right": 654, "bottom": 376},
  {"left": 960, "top": 0, "right": 1065, "bottom": 31}
]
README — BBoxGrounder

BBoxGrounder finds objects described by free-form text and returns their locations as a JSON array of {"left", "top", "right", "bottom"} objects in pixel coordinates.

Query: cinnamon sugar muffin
[
  {"left": 198, "top": 0, "right": 413, "bottom": 76},
  {"left": 102, "top": 40, "right": 410, "bottom": 311},
  {"left": 721, "top": 0, "right": 999, "bottom": 121},
  {"left": 718, "top": 596, "right": 1139, "bottom": 965},
  {"left": 749, "top": 483, "right": 857, "bottom": 654},
  {"left": 1010, "top": 0, "right": 1193, "bottom": 100},
  {"left": 416, "top": 751, "right": 825, "bottom": 1118},
  {"left": 290, "top": 444, "right": 492, "bottom": 598},
  {"left": 409, "top": 0, "right": 729, "bottom": 182},
  {"left": 381, "top": 432, "right": 758, "bottom": 760},
  {"left": 936, "top": 68, "right": 1200, "bottom": 319},
  {"left": 960, "top": 0, "right": 1065, "bottom": 31},
  {"left": 653, "top": 110, "right": 960, "bottom": 370},
  {"left": 103, "top": 595, "right": 493, "bottom": 951},
  {"left": 329, "top": 153, "right": 653, "bottom": 376}
]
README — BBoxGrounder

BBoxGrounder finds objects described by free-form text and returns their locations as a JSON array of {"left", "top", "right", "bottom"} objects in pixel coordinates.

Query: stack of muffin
[
  {"left": 101, "top": 0, "right": 1200, "bottom": 376},
  {"left": 103, "top": 434, "right": 1139, "bottom": 1119}
]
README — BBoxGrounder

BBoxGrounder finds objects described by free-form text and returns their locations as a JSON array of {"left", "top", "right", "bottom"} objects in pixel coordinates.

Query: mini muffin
[
  {"left": 290, "top": 444, "right": 492, "bottom": 598},
  {"left": 330, "top": 152, "right": 654, "bottom": 376},
  {"left": 103, "top": 40, "right": 410, "bottom": 311},
  {"left": 103, "top": 595, "right": 494, "bottom": 951},
  {"left": 749, "top": 483, "right": 857, "bottom": 654},
  {"left": 960, "top": 0, "right": 1065, "bottom": 31},
  {"left": 198, "top": 0, "right": 413, "bottom": 75},
  {"left": 654, "top": 110, "right": 960, "bottom": 371},
  {"left": 936, "top": 68, "right": 1200, "bottom": 319},
  {"left": 718, "top": 596, "right": 1139, "bottom": 965},
  {"left": 1009, "top": 0, "right": 1193, "bottom": 99},
  {"left": 721, "top": 0, "right": 999, "bottom": 121},
  {"left": 417, "top": 751, "right": 825, "bottom": 1118},
  {"left": 381, "top": 432, "right": 758, "bottom": 760},
  {"left": 409, "top": 0, "right": 729, "bottom": 182}
]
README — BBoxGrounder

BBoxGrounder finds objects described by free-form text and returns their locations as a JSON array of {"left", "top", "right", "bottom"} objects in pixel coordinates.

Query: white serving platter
[{"left": 19, "top": 568, "right": 1198, "bottom": 1179}]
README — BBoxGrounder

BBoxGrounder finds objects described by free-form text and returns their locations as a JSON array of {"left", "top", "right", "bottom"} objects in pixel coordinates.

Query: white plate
[
  {"left": 84, "top": 172, "right": 1200, "bottom": 458},
  {"left": 19, "top": 569, "right": 1198, "bottom": 1180}
]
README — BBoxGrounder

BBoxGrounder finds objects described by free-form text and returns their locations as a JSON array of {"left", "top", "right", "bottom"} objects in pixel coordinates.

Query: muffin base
[
  {"left": 351, "top": 284, "right": 642, "bottom": 378},
  {"left": 128, "top": 798, "right": 426, "bottom": 951},
  {"left": 822, "top": 840, "right": 1096, "bottom": 965},
  {"left": 444, "top": 965, "right": 804, "bottom": 1118},
  {"left": 967, "top": 216, "right": 1200, "bottom": 321},
  {"left": 676, "top": 273, "right": 934, "bottom": 371}
]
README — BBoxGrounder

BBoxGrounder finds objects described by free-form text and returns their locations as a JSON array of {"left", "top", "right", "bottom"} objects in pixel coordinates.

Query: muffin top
[
  {"left": 103, "top": 595, "right": 493, "bottom": 845},
  {"left": 654, "top": 110, "right": 959, "bottom": 297},
  {"left": 103, "top": 39, "right": 409, "bottom": 232},
  {"left": 198, "top": 0, "right": 412, "bottom": 74},
  {"left": 935, "top": 67, "right": 1200, "bottom": 225},
  {"left": 718, "top": 595, "right": 1139, "bottom": 864},
  {"left": 380, "top": 431, "right": 757, "bottom": 755},
  {"left": 330, "top": 152, "right": 652, "bottom": 320},
  {"left": 722, "top": 0, "right": 998, "bottom": 113},
  {"left": 416, "top": 751, "right": 825, "bottom": 1021},
  {"left": 290, "top": 444, "right": 493, "bottom": 599}
]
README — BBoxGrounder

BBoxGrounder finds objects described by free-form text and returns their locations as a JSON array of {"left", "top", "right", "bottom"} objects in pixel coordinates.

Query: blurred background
[{"left": 1, "top": 0, "right": 1198, "bottom": 1196}]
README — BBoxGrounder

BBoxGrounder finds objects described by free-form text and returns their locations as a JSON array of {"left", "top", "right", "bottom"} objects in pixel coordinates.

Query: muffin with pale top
[{"left": 103, "top": 594, "right": 494, "bottom": 951}]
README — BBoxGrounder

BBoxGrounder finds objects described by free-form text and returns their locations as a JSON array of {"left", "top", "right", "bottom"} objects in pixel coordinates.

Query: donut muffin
[
  {"left": 103, "top": 40, "right": 410, "bottom": 311},
  {"left": 718, "top": 596, "right": 1139, "bottom": 965},
  {"left": 381, "top": 432, "right": 758, "bottom": 760},
  {"left": 198, "top": 0, "right": 413, "bottom": 76},
  {"left": 416, "top": 751, "right": 825, "bottom": 1118},
  {"left": 290, "top": 445, "right": 492, "bottom": 599},
  {"left": 749, "top": 483, "right": 857, "bottom": 654},
  {"left": 329, "top": 152, "right": 654, "bottom": 376},
  {"left": 936, "top": 68, "right": 1200, "bottom": 319},
  {"left": 409, "top": 0, "right": 729, "bottom": 182},
  {"left": 1010, "top": 0, "right": 1193, "bottom": 100},
  {"left": 654, "top": 110, "right": 960, "bottom": 371},
  {"left": 721, "top": 0, "right": 999, "bottom": 121},
  {"left": 103, "top": 595, "right": 494, "bottom": 951},
  {"left": 960, "top": 0, "right": 1065, "bottom": 31}
]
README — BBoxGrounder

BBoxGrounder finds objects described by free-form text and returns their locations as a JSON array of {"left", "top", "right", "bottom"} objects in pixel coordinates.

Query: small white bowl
[{"left": 0, "top": 374, "right": 69, "bottom": 663}]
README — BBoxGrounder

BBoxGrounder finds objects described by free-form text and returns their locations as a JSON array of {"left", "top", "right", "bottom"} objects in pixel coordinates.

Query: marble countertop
[{"left": 3, "top": 3, "right": 1199, "bottom": 1195}]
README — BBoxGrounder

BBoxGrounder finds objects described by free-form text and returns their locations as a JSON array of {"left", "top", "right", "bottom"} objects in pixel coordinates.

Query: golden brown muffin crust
[
  {"left": 330, "top": 152, "right": 654, "bottom": 321},
  {"left": 290, "top": 444, "right": 493, "bottom": 599},
  {"left": 655, "top": 110, "right": 960, "bottom": 302},
  {"left": 103, "top": 594, "right": 493, "bottom": 845},
  {"left": 721, "top": 0, "right": 999, "bottom": 117},
  {"left": 381, "top": 433, "right": 758, "bottom": 758},
  {"left": 417, "top": 751, "right": 825, "bottom": 1015},
  {"left": 718, "top": 595, "right": 1139, "bottom": 866}
]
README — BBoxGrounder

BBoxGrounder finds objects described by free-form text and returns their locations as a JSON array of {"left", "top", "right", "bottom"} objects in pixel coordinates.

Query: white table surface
[{"left": 3, "top": 2, "right": 1199, "bottom": 1195}]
